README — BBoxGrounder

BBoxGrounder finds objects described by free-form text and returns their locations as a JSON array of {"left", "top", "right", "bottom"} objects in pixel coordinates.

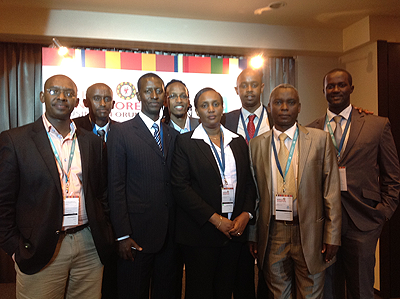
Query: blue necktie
[{"left": 152, "top": 123, "right": 162, "bottom": 151}]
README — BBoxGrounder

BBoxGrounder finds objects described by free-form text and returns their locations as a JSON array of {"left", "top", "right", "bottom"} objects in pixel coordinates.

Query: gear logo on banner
[{"left": 116, "top": 82, "right": 136, "bottom": 100}]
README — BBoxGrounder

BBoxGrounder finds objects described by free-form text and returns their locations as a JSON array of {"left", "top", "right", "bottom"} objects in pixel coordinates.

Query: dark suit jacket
[
  {"left": 221, "top": 105, "right": 274, "bottom": 134},
  {"left": 307, "top": 107, "right": 400, "bottom": 231},
  {"left": 107, "top": 115, "right": 178, "bottom": 253},
  {"left": 73, "top": 114, "right": 118, "bottom": 134},
  {"left": 0, "top": 117, "right": 114, "bottom": 274},
  {"left": 170, "top": 128, "right": 256, "bottom": 247}
]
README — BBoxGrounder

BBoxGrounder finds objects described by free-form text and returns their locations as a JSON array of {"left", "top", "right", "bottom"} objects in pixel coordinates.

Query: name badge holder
[
  {"left": 47, "top": 131, "right": 79, "bottom": 226},
  {"left": 271, "top": 127, "right": 299, "bottom": 221},
  {"left": 207, "top": 127, "right": 234, "bottom": 214}
]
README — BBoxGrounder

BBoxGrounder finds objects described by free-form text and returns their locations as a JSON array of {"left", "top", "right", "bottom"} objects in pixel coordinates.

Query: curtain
[
  {"left": 0, "top": 42, "right": 42, "bottom": 133},
  {"left": 261, "top": 57, "right": 296, "bottom": 106}
]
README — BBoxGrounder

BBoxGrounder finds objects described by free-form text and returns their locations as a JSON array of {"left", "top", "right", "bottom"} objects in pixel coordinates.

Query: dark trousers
[
  {"left": 181, "top": 241, "right": 242, "bottom": 299},
  {"left": 324, "top": 208, "right": 383, "bottom": 299},
  {"left": 117, "top": 236, "right": 180, "bottom": 299},
  {"left": 233, "top": 242, "right": 256, "bottom": 299}
]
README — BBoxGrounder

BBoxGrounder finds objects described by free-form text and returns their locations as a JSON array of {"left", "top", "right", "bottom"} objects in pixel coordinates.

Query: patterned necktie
[
  {"left": 97, "top": 129, "right": 105, "bottom": 142},
  {"left": 277, "top": 133, "right": 296, "bottom": 198},
  {"left": 247, "top": 114, "right": 256, "bottom": 142},
  {"left": 152, "top": 123, "right": 162, "bottom": 151},
  {"left": 333, "top": 115, "right": 343, "bottom": 148}
]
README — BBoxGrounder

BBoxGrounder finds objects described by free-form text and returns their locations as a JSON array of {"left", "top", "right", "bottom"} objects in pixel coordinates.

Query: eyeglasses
[
  {"left": 46, "top": 88, "right": 76, "bottom": 98},
  {"left": 92, "top": 96, "right": 113, "bottom": 103},
  {"left": 168, "top": 94, "right": 189, "bottom": 100}
]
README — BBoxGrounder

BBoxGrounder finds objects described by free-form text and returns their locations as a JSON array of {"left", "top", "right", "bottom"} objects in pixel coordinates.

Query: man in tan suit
[{"left": 248, "top": 84, "right": 342, "bottom": 298}]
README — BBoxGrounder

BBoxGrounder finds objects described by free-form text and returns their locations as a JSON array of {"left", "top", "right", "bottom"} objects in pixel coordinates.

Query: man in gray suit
[
  {"left": 107, "top": 73, "right": 179, "bottom": 299},
  {"left": 307, "top": 69, "right": 400, "bottom": 299}
]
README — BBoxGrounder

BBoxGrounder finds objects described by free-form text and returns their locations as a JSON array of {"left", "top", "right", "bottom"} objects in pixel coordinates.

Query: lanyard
[
  {"left": 47, "top": 131, "right": 77, "bottom": 194},
  {"left": 206, "top": 127, "right": 228, "bottom": 185},
  {"left": 272, "top": 127, "right": 298, "bottom": 183},
  {"left": 325, "top": 109, "right": 352, "bottom": 160},
  {"left": 240, "top": 107, "right": 265, "bottom": 143}
]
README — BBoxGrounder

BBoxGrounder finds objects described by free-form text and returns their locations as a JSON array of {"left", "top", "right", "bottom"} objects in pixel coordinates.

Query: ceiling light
[
  {"left": 250, "top": 55, "right": 264, "bottom": 69},
  {"left": 254, "top": 1, "right": 287, "bottom": 15},
  {"left": 51, "top": 37, "right": 69, "bottom": 57}
]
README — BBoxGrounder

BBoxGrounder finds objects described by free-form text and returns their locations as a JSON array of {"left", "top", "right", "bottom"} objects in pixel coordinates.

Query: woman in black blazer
[{"left": 171, "top": 87, "right": 256, "bottom": 299}]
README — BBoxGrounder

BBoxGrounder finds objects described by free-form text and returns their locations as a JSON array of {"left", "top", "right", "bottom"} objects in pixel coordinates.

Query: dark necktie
[
  {"left": 247, "top": 114, "right": 256, "bottom": 142},
  {"left": 333, "top": 115, "right": 343, "bottom": 147},
  {"left": 152, "top": 123, "right": 162, "bottom": 151},
  {"left": 97, "top": 129, "right": 105, "bottom": 142}
]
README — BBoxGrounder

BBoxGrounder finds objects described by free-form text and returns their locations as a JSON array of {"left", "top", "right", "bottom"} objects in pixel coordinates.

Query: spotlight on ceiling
[
  {"left": 51, "top": 37, "right": 69, "bottom": 57},
  {"left": 254, "top": 1, "right": 287, "bottom": 15}
]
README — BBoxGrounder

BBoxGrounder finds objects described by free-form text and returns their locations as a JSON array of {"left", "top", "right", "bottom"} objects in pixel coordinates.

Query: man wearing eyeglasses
[
  {"left": 164, "top": 79, "right": 199, "bottom": 134},
  {"left": 0, "top": 74, "right": 114, "bottom": 298},
  {"left": 74, "top": 83, "right": 116, "bottom": 142},
  {"left": 108, "top": 73, "right": 180, "bottom": 299}
]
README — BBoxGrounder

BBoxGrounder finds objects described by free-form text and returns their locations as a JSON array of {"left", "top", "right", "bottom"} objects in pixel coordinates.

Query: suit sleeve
[
  {"left": 376, "top": 119, "right": 400, "bottom": 220},
  {"left": 107, "top": 125, "right": 132, "bottom": 238},
  {"left": 322, "top": 131, "right": 342, "bottom": 246},
  {"left": 171, "top": 136, "right": 216, "bottom": 226},
  {"left": 0, "top": 131, "right": 20, "bottom": 255},
  {"left": 247, "top": 139, "right": 259, "bottom": 243}
]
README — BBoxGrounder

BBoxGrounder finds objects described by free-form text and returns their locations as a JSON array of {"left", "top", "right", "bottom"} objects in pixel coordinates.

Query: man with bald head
[
  {"left": 74, "top": 83, "right": 116, "bottom": 142},
  {"left": 0, "top": 75, "right": 114, "bottom": 298},
  {"left": 222, "top": 67, "right": 274, "bottom": 299}
]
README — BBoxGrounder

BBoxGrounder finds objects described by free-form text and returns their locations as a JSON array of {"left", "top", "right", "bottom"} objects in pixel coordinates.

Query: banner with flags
[{"left": 42, "top": 47, "right": 249, "bottom": 122}]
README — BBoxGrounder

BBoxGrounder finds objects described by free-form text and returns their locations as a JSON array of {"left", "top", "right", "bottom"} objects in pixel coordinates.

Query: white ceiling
[{"left": 8, "top": 0, "right": 400, "bottom": 29}]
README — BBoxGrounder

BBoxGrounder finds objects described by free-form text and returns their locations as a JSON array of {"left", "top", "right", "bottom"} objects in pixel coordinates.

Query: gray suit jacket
[
  {"left": 307, "top": 107, "right": 400, "bottom": 231},
  {"left": 249, "top": 124, "right": 341, "bottom": 274}
]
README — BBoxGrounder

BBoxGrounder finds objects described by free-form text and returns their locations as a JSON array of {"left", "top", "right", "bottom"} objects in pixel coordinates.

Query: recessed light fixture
[{"left": 254, "top": 1, "right": 287, "bottom": 15}]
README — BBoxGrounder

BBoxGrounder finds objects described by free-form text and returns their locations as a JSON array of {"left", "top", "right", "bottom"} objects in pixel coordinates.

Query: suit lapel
[
  {"left": 77, "top": 128, "right": 90, "bottom": 198},
  {"left": 132, "top": 116, "right": 164, "bottom": 158},
  {"left": 297, "top": 125, "right": 311, "bottom": 188},
  {"left": 162, "top": 122, "right": 172, "bottom": 158},
  {"left": 261, "top": 132, "right": 272, "bottom": 194},
  {"left": 194, "top": 138, "right": 221, "bottom": 181},
  {"left": 340, "top": 108, "right": 364, "bottom": 162},
  {"left": 31, "top": 118, "right": 62, "bottom": 196}
]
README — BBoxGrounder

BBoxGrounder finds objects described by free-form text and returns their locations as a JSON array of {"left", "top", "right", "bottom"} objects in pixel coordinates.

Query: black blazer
[
  {"left": 0, "top": 117, "right": 114, "bottom": 274},
  {"left": 221, "top": 105, "right": 274, "bottom": 134},
  {"left": 170, "top": 128, "right": 256, "bottom": 247},
  {"left": 107, "top": 115, "right": 178, "bottom": 253},
  {"left": 307, "top": 107, "right": 400, "bottom": 231}
]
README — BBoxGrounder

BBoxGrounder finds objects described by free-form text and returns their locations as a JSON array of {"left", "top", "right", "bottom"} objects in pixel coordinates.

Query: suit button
[
  {"left": 165, "top": 202, "right": 168, "bottom": 206},
  {"left": 24, "top": 243, "right": 31, "bottom": 249},
  {"left": 55, "top": 230, "right": 61, "bottom": 235}
]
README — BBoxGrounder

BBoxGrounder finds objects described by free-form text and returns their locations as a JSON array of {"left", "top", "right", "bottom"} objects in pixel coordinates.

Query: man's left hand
[{"left": 321, "top": 244, "right": 339, "bottom": 263}]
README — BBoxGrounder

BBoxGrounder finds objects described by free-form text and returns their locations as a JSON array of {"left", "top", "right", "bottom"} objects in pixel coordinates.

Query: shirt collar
[
  {"left": 42, "top": 113, "right": 76, "bottom": 137},
  {"left": 241, "top": 104, "right": 264, "bottom": 120},
  {"left": 327, "top": 104, "right": 352, "bottom": 122},
  {"left": 191, "top": 124, "right": 239, "bottom": 147},
  {"left": 273, "top": 122, "right": 297, "bottom": 140},
  {"left": 139, "top": 111, "right": 161, "bottom": 131},
  {"left": 170, "top": 117, "right": 190, "bottom": 134},
  {"left": 94, "top": 121, "right": 110, "bottom": 133}
]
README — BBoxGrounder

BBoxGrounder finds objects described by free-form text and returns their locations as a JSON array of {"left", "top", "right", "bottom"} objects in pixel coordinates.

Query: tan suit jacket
[{"left": 248, "top": 124, "right": 341, "bottom": 275}]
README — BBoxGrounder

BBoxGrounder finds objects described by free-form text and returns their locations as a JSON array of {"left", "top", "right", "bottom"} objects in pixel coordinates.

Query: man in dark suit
[
  {"left": 74, "top": 82, "right": 118, "bottom": 299},
  {"left": 307, "top": 69, "right": 400, "bottom": 299},
  {"left": 73, "top": 83, "right": 116, "bottom": 142},
  {"left": 222, "top": 67, "right": 273, "bottom": 299},
  {"left": 107, "top": 73, "right": 180, "bottom": 299},
  {"left": 0, "top": 75, "right": 114, "bottom": 298},
  {"left": 164, "top": 79, "right": 199, "bottom": 133}
]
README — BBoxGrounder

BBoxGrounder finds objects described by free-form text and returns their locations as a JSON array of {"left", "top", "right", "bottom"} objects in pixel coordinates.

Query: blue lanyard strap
[
  {"left": 160, "top": 123, "right": 164, "bottom": 155},
  {"left": 206, "top": 126, "right": 227, "bottom": 184},
  {"left": 240, "top": 107, "right": 265, "bottom": 142},
  {"left": 46, "top": 131, "right": 77, "bottom": 192},
  {"left": 325, "top": 109, "right": 352, "bottom": 160},
  {"left": 272, "top": 127, "right": 298, "bottom": 182}
]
